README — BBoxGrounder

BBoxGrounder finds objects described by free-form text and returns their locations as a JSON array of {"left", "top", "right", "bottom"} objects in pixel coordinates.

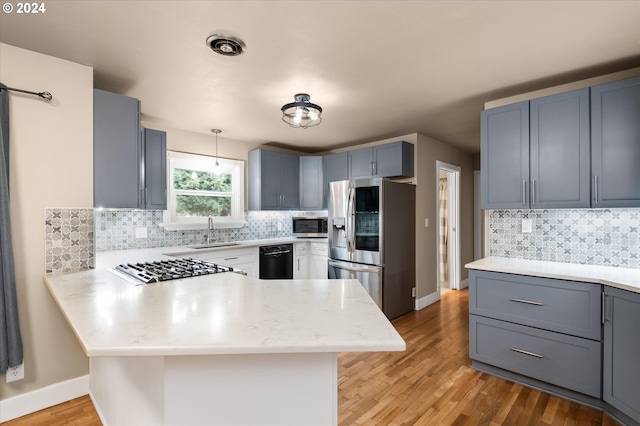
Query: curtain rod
[{"left": 1, "top": 86, "right": 53, "bottom": 101}]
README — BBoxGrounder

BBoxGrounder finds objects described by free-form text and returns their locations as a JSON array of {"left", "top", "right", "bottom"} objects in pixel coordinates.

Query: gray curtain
[{"left": 0, "top": 83, "right": 23, "bottom": 374}]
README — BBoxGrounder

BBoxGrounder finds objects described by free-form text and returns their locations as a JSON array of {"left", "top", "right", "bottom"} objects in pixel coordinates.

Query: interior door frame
[{"left": 436, "top": 161, "right": 461, "bottom": 291}]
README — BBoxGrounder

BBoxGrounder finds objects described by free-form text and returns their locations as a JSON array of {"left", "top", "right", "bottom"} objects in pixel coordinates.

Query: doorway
[{"left": 436, "top": 161, "right": 461, "bottom": 294}]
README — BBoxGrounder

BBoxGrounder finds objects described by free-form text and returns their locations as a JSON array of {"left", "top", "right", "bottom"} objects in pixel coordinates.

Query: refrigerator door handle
[
  {"left": 328, "top": 260, "right": 381, "bottom": 274},
  {"left": 346, "top": 186, "right": 356, "bottom": 253}
]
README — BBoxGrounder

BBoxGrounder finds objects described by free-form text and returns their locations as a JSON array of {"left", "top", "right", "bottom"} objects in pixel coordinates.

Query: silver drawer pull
[
  {"left": 224, "top": 256, "right": 239, "bottom": 261},
  {"left": 510, "top": 347, "right": 544, "bottom": 359},
  {"left": 509, "top": 297, "right": 543, "bottom": 306}
]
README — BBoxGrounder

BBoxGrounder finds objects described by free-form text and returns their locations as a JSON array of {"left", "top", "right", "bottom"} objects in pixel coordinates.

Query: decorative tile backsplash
[
  {"left": 489, "top": 209, "right": 640, "bottom": 269},
  {"left": 94, "top": 209, "right": 326, "bottom": 252},
  {"left": 45, "top": 208, "right": 95, "bottom": 273}
]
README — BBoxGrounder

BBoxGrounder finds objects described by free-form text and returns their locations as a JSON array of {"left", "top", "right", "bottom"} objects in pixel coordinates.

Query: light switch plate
[
  {"left": 424, "top": 218, "right": 429, "bottom": 228},
  {"left": 522, "top": 219, "right": 533, "bottom": 234}
]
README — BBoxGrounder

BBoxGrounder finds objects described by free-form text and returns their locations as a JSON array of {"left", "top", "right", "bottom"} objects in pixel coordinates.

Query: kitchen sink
[{"left": 188, "top": 242, "right": 240, "bottom": 249}]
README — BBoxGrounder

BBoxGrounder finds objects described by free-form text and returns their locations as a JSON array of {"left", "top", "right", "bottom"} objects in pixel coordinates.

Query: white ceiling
[{"left": 1, "top": 1, "right": 639, "bottom": 153}]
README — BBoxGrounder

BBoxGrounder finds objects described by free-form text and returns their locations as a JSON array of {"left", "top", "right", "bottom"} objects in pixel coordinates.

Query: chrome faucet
[{"left": 207, "top": 216, "right": 215, "bottom": 243}]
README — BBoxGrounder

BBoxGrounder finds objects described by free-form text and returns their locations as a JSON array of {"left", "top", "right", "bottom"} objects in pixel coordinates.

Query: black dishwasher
[{"left": 259, "top": 244, "right": 294, "bottom": 279}]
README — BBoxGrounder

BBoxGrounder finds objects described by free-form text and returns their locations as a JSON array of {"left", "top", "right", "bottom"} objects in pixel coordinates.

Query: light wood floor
[{"left": 4, "top": 289, "right": 617, "bottom": 426}]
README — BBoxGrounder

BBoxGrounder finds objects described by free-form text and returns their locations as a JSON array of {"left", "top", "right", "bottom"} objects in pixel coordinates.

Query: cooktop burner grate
[{"left": 114, "top": 258, "right": 234, "bottom": 284}]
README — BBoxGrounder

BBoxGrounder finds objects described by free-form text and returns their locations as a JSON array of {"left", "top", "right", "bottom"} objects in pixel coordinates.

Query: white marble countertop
[
  {"left": 466, "top": 257, "right": 640, "bottom": 294},
  {"left": 45, "top": 243, "right": 404, "bottom": 357}
]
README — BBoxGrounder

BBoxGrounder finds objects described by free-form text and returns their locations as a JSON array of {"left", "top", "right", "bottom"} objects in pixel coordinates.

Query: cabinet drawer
[
  {"left": 470, "top": 270, "right": 601, "bottom": 340},
  {"left": 197, "top": 247, "right": 258, "bottom": 267},
  {"left": 310, "top": 243, "right": 327, "bottom": 256},
  {"left": 470, "top": 315, "right": 601, "bottom": 397},
  {"left": 295, "top": 243, "right": 308, "bottom": 255}
]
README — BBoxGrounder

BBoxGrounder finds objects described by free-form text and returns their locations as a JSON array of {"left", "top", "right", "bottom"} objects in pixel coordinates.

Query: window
[{"left": 163, "top": 151, "right": 245, "bottom": 230}]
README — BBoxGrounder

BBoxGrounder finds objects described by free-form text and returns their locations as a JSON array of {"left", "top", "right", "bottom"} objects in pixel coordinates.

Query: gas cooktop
[{"left": 113, "top": 258, "right": 234, "bottom": 285}]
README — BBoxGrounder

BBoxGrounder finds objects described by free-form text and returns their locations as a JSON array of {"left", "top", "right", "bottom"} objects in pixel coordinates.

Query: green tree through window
[{"left": 173, "top": 169, "right": 232, "bottom": 217}]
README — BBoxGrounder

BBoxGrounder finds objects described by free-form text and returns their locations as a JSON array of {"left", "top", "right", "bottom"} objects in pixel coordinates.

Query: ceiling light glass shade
[{"left": 281, "top": 94, "right": 323, "bottom": 129}]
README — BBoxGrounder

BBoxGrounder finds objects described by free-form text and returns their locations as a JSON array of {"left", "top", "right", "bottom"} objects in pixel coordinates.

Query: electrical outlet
[
  {"left": 412, "top": 287, "right": 416, "bottom": 298},
  {"left": 135, "top": 227, "right": 147, "bottom": 239},
  {"left": 6, "top": 363, "right": 24, "bottom": 383},
  {"left": 522, "top": 219, "right": 533, "bottom": 234},
  {"left": 277, "top": 221, "right": 283, "bottom": 231},
  {"left": 424, "top": 218, "right": 429, "bottom": 228}
]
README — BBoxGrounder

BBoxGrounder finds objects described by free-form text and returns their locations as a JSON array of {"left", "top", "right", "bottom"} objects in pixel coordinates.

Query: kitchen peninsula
[{"left": 44, "top": 249, "right": 405, "bottom": 426}]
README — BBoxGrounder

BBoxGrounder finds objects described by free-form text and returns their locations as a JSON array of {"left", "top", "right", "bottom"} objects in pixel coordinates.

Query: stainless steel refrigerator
[{"left": 328, "top": 178, "right": 416, "bottom": 320}]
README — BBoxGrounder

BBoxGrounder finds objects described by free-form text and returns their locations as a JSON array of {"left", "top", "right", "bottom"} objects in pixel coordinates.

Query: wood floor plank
[{"left": 3, "top": 289, "right": 619, "bottom": 426}]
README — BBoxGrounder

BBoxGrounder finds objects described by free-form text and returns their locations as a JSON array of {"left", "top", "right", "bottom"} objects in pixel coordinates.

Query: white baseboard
[
  {"left": 0, "top": 375, "right": 89, "bottom": 422},
  {"left": 415, "top": 290, "right": 440, "bottom": 310},
  {"left": 460, "top": 278, "right": 469, "bottom": 290}
]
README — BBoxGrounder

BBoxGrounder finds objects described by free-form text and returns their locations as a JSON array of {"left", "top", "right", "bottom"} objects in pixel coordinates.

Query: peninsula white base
[{"left": 90, "top": 353, "right": 338, "bottom": 426}]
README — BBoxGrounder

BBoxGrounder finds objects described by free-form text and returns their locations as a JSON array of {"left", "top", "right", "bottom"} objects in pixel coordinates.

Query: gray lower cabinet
[
  {"left": 469, "top": 270, "right": 602, "bottom": 398},
  {"left": 591, "top": 77, "right": 640, "bottom": 208},
  {"left": 143, "top": 128, "right": 167, "bottom": 210},
  {"left": 299, "top": 156, "right": 323, "bottom": 210},
  {"left": 248, "top": 149, "right": 299, "bottom": 210},
  {"left": 348, "top": 141, "right": 414, "bottom": 179},
  {"left": 603, "top": 286, "right": 640, "bottom": 424},
  {"left": 94, "top": 88, "right": 141, "bottom": 208},
  {"left": 322, "top": 152, "right": 348, "bottom": 208}
]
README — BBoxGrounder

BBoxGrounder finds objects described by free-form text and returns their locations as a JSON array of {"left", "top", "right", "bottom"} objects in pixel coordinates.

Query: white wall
[{"left": 0, "top": 43, "right": 93, "bottom": 401}]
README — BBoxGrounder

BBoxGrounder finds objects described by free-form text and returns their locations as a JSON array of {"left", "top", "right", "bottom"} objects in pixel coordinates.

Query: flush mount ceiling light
[
  {"left": 206, "top": 34, "right": 246, "bottom": 56},
  {"left": 281, "top": 94, "right": 323, "bottom": 129}
]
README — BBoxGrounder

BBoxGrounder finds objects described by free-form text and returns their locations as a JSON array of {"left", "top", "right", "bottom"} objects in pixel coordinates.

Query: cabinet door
[
  {"left": 259, "top": 150, "right": 282, "bottom": 210},
  {"left": 348, "top": 147, "right": 373, "bottom": 178},
  {"left": 323, "top": 152, "right": 348, "bottom": 208},
  {"left": 373, "top": 141, "right": 414, "bottom": 178},
  {"left": 529, "top": 89, "right": 590, "bottom": 209},
  {"left": 603, "top": 286, "right": 640, "bottom": 423},
  {"left": 279, "top": 153, "right": 300, "bottom": 209},
  {"left": 299, "top": 156, "right": 323, "bottom": 210},
  {"left": 591, "top": 77, "right": 640, "bottom": 207},
  {"left": 143, "top": 128, "right": 167, "bottom": 210},
  {"left": 94, "top": 89, "right": 141, "bottom": 208},
  {"left": 481, "top": 101, "right": 530, "bottom": 209}
]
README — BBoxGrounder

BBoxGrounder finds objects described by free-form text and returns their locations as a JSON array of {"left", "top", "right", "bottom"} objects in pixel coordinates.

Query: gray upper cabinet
[
  {"left": 299, "top": 156, "right": 323, "bottom": 210},
  {"left": 143, "top": 128, "right": 167, "bottom": 210},
  {"left": 248, "top": 149, "right": 299, "bottom": 210},
  {"left": 530, "top": 88, "right": 591, "bottom": 209},
  {"left": 94, "top": 89, "right": 142, "bottom": 209},
  {"left": 591, "top": 77, "right": 640, "bottom": 208},
  {"left": 603, "top": 286, "right": 640, "bottom": 424},
  {"left": 322, "top": 152, "right": 348, "bottom": 208},
  {"left": 348, "top": 141, "right": 414, "bottom": 179},
  {"left": 481, "top": 101, "right": 530, "bottom": 209}
]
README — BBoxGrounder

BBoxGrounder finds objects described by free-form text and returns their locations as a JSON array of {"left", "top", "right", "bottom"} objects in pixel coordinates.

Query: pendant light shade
[{"left": 281, "top": 93, "right": 323, "bottom": 129}]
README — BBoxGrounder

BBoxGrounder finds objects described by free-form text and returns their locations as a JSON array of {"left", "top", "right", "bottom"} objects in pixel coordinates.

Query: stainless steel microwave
[{"left": 292, "top": 216, "right": 328, "bottom": 238}]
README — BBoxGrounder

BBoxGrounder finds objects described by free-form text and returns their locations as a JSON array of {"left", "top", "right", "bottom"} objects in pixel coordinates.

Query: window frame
[{"left": 163, "top": 151, "right": 246, "bottom": 230}]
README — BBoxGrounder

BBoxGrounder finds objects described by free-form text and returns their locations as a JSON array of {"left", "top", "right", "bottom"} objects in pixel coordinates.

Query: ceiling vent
[{"left": 206, "top": 34, "right": 246, "bottom": 56}]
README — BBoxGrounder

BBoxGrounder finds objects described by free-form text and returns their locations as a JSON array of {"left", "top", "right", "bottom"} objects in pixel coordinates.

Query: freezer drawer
[{"left": 328, "top": 259, "right": 382, "bottom": 309}]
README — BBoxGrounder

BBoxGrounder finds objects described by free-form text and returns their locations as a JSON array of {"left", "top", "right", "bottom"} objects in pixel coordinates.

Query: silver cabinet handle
[
  {"left": 224, "top": 256, "right": 239, "bottom": 261},
  {"left": 522, "top": 181, "right": 526, "bottom": 206},
  {"left": 510, "top": 347, "right": 543, "bottom": 359},
  {"left": 531, "top": 179, "right": 536, "bottom": 206},
  {"left": 594, "top": 175, "right": 599, "bottom": 205},
  {"left": 509, "top": 297, "right": 543, "bottom": 306},
  {"left": 328, "top": 260, "right": 381, "bottom": 274}
]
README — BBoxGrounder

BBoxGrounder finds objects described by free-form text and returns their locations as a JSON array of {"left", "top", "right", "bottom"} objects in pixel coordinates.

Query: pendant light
[
  {"left": 212, "top": 129, "right": 222, "bottom": 175},
  {"left": 281, "top": 94, "right": 323, "bottom": 129}
]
